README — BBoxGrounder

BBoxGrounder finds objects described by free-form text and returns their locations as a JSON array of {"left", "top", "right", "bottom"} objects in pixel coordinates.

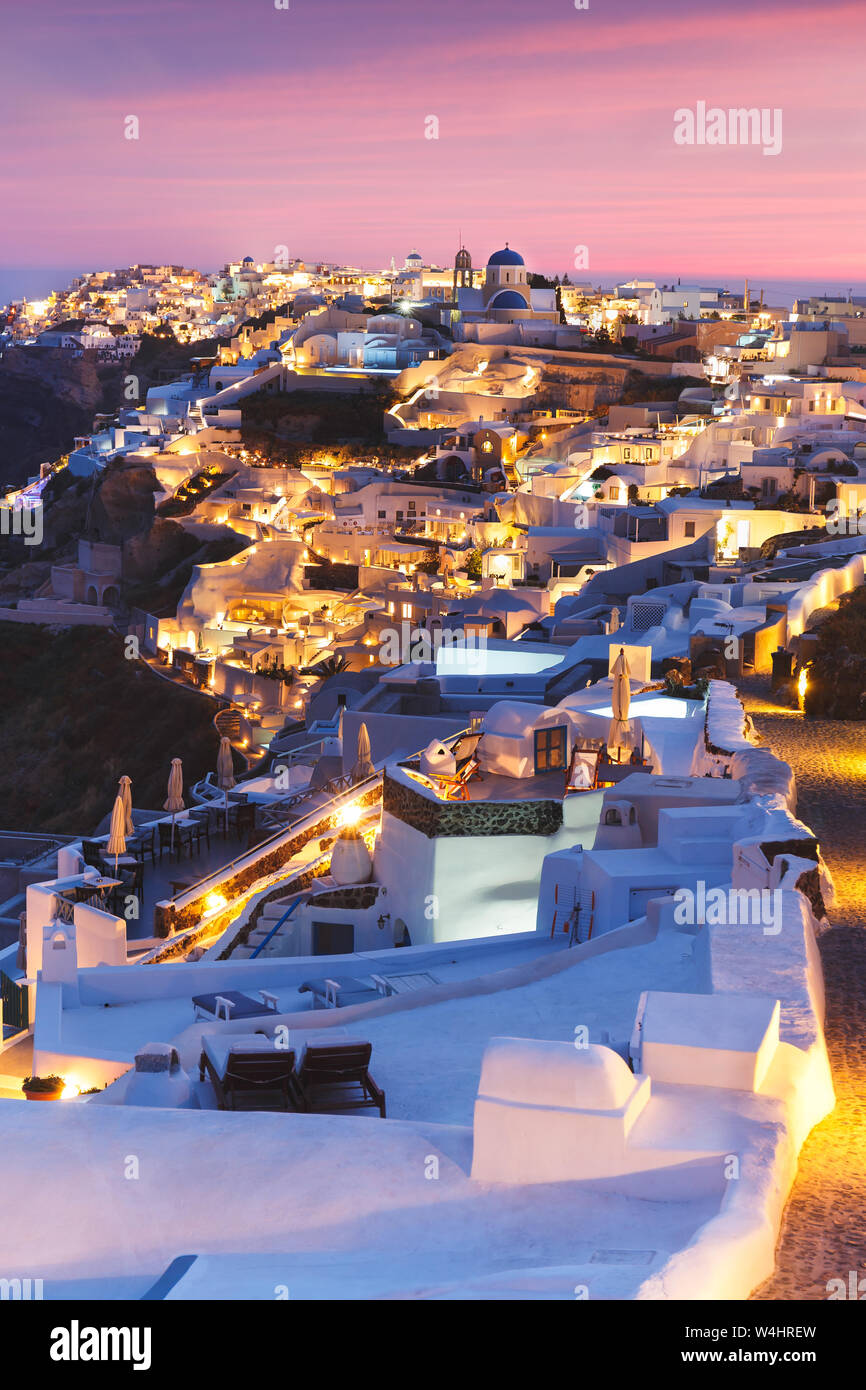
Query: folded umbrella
[
  {"left": 163, "top": 758, "right": 185, "bottom": 850},
  {"left": 106, "top": 794, "right": 127, "bottom": 875}
]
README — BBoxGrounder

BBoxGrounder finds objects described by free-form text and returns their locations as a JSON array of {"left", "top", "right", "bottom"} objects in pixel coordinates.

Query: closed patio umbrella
[
  {"left": 118, "top": 774, "right": 134, "bottom": 836},
  {"left": 106, "top": 794, "right": 127, "bottom": 875},
  {"left": 608, "top": 647, "right": 632, "bottom": 763},
  {"left": 164, "top": 758, "right": 185, "bottom": 850},
  {"left": 216, "top": 736, "right": 235, "bottom": 836},
  {"left": 351, "top": 722, "right": 375, "bottom": 783}
]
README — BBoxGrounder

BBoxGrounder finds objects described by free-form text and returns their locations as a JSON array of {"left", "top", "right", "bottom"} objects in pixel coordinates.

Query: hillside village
[{"left": 1, "top": 244, "right": 865, "bottom": 1303}]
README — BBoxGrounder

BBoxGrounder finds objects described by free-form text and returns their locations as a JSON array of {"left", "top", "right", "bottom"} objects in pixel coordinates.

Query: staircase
[
  {"left": 214, "top": 707, "right": 242, "bottom": 741},
  {"left": 235, "top": 892, "right": 305, "bottom": 960},
  {"left": 501, "top": 456, "right": 521, "bottom": 488}
]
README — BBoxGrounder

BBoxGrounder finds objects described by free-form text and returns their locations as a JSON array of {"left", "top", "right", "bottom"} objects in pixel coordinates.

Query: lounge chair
[
  {"left": 299, "top": 976, "right": 379, "bottom": 1009},
  {"left": 192, "top": 988, "right": 279, "bottom": 1021},
  {"left": 291, "top": 1039, "right": 385, "bottom": 1117},
  {"left": 434, "top": 760, "right": 477, "bottom": 801},
  {"left": 369, "top": 971, "right": 438, "bottom": 996},
  {"left": 198, "top": 1033, "right": 295, "bottom": 1110}
]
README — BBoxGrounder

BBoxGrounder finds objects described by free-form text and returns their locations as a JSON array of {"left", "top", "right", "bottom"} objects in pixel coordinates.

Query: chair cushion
[
  {"left": 299, "top": 977, "right": 374, "bottom": 999},
  {"left": 193, "top": 990, "right": 270, "bottom": 1019},
  {"left": 202, "top": 1032, "right": 280, "bottom": 1078}
]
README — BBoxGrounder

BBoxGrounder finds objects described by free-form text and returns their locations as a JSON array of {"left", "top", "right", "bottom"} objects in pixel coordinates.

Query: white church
[{"left": 454, "top": 244, "right": 559, "bottom": 324}]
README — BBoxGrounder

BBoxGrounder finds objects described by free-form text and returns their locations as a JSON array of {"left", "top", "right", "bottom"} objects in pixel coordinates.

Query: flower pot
[{"left": 23, "top": 1085, "right": 64, "bottom": 1102}]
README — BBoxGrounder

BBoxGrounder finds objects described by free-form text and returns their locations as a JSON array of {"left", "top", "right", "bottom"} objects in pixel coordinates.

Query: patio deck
[
  {"left": 133, "top": 830, "right": 255, "bottom": 939},
  {"left": 460, "top": 768, "right": 567, "bottom": 803}
]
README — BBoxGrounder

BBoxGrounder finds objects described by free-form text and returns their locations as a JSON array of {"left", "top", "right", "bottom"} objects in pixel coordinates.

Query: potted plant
[{"left": 21, "top": 1074, "right": 65, "bottom": 1102}]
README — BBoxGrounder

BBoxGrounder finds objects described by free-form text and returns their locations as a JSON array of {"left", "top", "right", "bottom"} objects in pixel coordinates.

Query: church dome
[
  {"left": 489, "top": 289, "right": 528, "bottom": 309},
  {"left": 487, "top": 245, "right": 525, "bottom": 267},
  {"left": 406, "top": 250, "right": 422, "bottom": 262}
]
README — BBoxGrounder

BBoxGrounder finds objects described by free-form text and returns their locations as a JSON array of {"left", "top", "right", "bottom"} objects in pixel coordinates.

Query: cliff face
[
  {"left": 0, "top": 621, "right": 222, "bottom": 834},
  {"left": 0, "top": 348, "right": 124, "bottom": 488},
  {"left": 84, "top": 458, "right": 160, "bottom": 544}
]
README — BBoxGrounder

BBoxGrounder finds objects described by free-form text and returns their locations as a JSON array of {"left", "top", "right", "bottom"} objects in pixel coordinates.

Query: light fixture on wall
[{"left": 377, "top": 912, "right": 391, "bottom": 932}]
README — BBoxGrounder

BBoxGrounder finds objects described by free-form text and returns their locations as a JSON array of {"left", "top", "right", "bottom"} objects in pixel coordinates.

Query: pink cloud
[{"left": 2, "top": 0, "right": 864, "bottom": 284}]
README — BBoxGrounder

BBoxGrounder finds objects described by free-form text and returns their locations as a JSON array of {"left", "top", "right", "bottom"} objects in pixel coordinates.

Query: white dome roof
[{"left": 479, "top": 1038, "right": 638, "bottom": 1110}]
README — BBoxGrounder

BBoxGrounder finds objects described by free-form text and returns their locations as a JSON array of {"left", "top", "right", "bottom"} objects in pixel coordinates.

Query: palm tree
[{"left": 300, "top": 654, "right": 349, "bottom": 681}]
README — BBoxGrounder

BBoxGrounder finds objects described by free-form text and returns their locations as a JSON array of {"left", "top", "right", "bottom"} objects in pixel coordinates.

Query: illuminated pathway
[{"left": 737, "top": 677, "right": 866, "bottom": 1299}]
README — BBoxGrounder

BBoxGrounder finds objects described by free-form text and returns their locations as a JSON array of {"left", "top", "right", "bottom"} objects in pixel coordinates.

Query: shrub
[{"left": 803, "top": 585, "right": 866, "bottom": 718}]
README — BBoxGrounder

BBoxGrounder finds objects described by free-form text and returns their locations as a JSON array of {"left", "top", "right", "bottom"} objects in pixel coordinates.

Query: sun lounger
[
  {"left": 198, "top": 1033, "right": 295, "bottom": 1110},
  {"left": 434, "top": 757, "right": 481, "bottom": 801},
  {"left": 192, "top": 988, "right": 279, "bottom": 1021},
  {"left": 369, "top": 971, "right": 438, "bottom": 996},
  {"left": 299, "top": 976, "right": 380, "bottom": 1009},
  {"left": 291, "top": 1038, "right": 386, "bottom": 1117}
]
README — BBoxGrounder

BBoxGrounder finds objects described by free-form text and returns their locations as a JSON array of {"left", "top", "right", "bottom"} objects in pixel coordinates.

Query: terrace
[{"left": 0, "top": 668, "right": 839, "bottom": 1302}]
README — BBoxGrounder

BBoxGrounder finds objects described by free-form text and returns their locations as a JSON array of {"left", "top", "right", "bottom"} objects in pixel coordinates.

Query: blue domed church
[
  {"left": 484, "top": 245, "right": 531, "bottom": 309},
  {"left": 451, "top": 244, "right": 558, "bottom": 327}
]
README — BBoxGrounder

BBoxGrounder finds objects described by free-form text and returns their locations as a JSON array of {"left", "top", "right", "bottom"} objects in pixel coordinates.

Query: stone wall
[
  {"left": 383, "top": 770, "right": 562, "bottom": 839},
  {"left": 308, "top": 884, "right": 381, "bottom": 910}
]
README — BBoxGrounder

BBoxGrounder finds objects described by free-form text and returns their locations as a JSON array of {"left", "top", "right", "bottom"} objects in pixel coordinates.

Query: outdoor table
[
  {"left": 73, "top": 876, "right": 123, "bottom": 902},
  {"left": 163, "top": 817, "right": 201, "bottom": 856},
  {"left": 100, "top": 852, "right": 139, "bottom": 870}
]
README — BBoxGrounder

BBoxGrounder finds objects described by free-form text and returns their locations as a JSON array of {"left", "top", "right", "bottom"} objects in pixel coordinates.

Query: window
[
  {"left": 378, "top": 510, "right": 386, "bottom": 519},
  {"left": 534, "top": 725, "right": 567, "bottom": 773},
  {"left": 684, "top": 521, "right": 696, "bottom": 538},
  {"left": 401, "top": 603, "right": 412, "bottom": 619},
  {"left": 623, "top": 447, "right": 632, "bottom": 460}
]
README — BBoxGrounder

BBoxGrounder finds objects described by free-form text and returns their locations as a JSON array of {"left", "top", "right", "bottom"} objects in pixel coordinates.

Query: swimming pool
[
  {"left": 435, "top": 644, "right": 566, "bottom": 677},
  {"left": 588, "top": 695, "right": 704, "bottom": 720}
]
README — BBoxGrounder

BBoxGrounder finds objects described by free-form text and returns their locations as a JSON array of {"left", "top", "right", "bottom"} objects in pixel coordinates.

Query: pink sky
[{"left": 2, "top": 0, "right": 864, "bottom": 284}]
